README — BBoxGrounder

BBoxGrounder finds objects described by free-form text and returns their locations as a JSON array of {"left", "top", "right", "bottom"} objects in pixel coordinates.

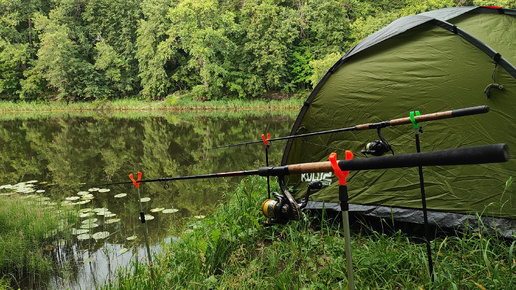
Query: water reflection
[{"left": 0, "top": 110, "right": 295, "bottom": 289}]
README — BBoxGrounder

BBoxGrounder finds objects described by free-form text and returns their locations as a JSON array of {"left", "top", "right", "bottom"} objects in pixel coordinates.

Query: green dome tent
[{"left": 281, "top": 6, "right": 516, "bottom": 235}]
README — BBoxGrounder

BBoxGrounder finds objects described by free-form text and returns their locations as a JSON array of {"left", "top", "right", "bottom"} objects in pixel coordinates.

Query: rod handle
[
  {"left": 285, "top": 144, "right": 509, "bottom": 174},
  {"left": 388, "top": 105, "right": 489, "bottom": 126}
]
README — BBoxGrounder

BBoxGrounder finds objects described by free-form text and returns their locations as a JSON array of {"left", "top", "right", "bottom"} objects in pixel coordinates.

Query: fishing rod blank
[
  {"left": 121, "top": 143, "right": 507, "bottom": 185},
  {"left": 201, "top": 105, "right": 490, "bottom": 151}
]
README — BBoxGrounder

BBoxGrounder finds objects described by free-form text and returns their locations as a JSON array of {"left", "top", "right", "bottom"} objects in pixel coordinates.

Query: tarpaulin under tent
[{"left": 281, "top": 6, "right": 516, "bottom": 236}]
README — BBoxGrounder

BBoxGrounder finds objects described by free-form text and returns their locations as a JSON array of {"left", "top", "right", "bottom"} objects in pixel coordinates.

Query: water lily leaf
[
  {"left": 82, "top": 218, "right": 98, "bottom": 224},
  {"left": 162, "top": 209, "right": 179, "bottom": 214},
  {"left": 118, "top": 248, "right": 129, "bottom": 255},
  {"left": 92, "top": 231, "right": 110, "bottom": 240},
  {"left": 114, "top": 193, "right": 127, "bottom": 198},
  {"left": 140, "top": 197, "right": 151, "bottom": 202},
  {"left": 96, "top": 209, "right": 112, "bottom": 216},
  {"left": 77, "top": 234, "right": 91, "bottom": 240},
  {"left": 88, "top": 188, "right": 100, "bottom": 192},
  {"left": 81, "top": 194, "right": 95, "bottom": 199},
  {"left": 26, "top": 180, "right": 38, "bottom": 184},
  {"left": 79, "top": 212, "right": 95, "bottom": 218},
  {"left": 72, "top": 228, "right": 90, "bottom": 235},
  {"left": 104, "top": 213, "right": 117, "bottom": 218},
  {"left": 80, "top": 223, "right": 99, "bottom": 229},
  {"left": 94, "top": 208, "right": 110, "bottom": 214},
  {"left": 98, "top": 188, "right": 110, "bottom": 193},
  {"left": 126, "top": 235, "right": 137, "bottom": 241},
  {"left": 75, "top": 200, "right": 91, "bottom": 205},
  {"left": 65, "top": 196, "right": 80, "bottom": 201},
  {"left": 77, "top": 191, "right": 90, "bottom": 196},
  {"left": 150, "top": 207, "right": 165, "bottom": 212},
  {"left": 194, "top": 215, "right": 206, "bottom": 219},
  {"left": 36, "top": 189, "right": 45, "bottom": 193},
  {"left": 104, "top": 218, "right": 120, "bottom": 224},
  {"left": 139, "top": 214, "right": 154, "bottom": 221}
]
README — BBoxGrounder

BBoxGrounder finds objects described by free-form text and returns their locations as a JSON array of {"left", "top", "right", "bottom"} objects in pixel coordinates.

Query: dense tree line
[{"left": 0, "top": 0, "right": 513, "bottom": 101}]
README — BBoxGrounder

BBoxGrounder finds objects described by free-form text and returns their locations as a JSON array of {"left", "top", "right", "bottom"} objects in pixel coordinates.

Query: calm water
[{"left": 0, "top": 110, "right": 296, "bottom": 289}]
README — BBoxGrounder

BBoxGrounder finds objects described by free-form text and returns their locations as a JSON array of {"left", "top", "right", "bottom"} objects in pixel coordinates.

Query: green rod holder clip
[{"left": 410, "top": 111, "right": 421, "bottom": 129}]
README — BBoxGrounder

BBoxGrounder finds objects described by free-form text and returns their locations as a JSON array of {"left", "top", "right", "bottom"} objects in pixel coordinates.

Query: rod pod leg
[{"left": 340, "top": 185, "right": 355, "bottom": 290}]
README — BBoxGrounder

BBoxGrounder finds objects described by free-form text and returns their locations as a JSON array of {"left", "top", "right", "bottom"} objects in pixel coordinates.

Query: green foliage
[
  {"left": 1, "top": 0, "right": 515, "bottom": 100},
  {"left": 0, "top": 193, "right": 78, "bottom": 283},
  {"left": 102, "top": 176, "right": 516, "bottom": 289}
]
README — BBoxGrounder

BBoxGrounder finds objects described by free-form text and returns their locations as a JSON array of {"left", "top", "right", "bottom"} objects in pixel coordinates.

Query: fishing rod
[
  {"left": 106, "top": 143, "right": 509, "bottom": 222},
  {"left": 200, "top": 105, "right": 490, "bottom": 152}
]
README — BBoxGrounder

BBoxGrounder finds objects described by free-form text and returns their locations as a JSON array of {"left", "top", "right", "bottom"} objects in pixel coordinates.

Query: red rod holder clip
[
  {"left": 329, "top": 151, "right": 353, "bottom": 185},
  {"left": 261, "top": 133, "right": 270, "bottom": 146},
  {"left": 129, "top": 171, "right": 142, "bottom": 188}
]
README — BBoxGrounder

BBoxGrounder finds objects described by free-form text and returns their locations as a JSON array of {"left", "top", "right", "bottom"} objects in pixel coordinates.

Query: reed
[
  {"left": 102, "top": 176, "right": 516, "bottom": 289},
  {"left": 0, "top": 95, "right": 304, "bottom": 113},
  {"left": 0, "top": 192, "right": 78, "bottom": 287}
]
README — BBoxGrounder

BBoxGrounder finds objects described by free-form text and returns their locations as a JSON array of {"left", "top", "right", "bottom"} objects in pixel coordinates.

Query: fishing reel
[
  {"left": 362, "top": 128, "right": 394, "bottom": 157},
  {"left": 261, "top": 181, "right": 322, "bottom": 226}
]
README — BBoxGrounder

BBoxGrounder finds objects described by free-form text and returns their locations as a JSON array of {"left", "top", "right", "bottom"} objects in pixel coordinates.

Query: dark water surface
[{"left": 0, "top": 110, "right": 296, "bottom": 289}]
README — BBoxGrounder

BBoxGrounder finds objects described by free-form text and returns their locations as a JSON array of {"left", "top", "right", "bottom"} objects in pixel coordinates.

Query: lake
[{"left": 0, "top": 110, "right": 296, "bottom": 289}]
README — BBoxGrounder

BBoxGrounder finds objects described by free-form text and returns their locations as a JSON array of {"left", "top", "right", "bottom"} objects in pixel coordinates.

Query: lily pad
[
  {"left": 104, "top": 218, "right": 120, "bottom": 224},
  {"left": 114, "top": 193, "right": 127, "bottom": 198},
  {"left": 96, "top": 209, "right": 111, "bottom": 216},
  {"left": 82, "top": 218, "right": 98, "bottom": 224},
  {"left": 79, "top": 208, "right": 93, "bottom": 213},
  {"left": 139, "top": 214, "right": 154, "bottom": 221},
  {"left": 126, "top": 235, "right": 137, "bottom": 241},
  {"left": 36, "top": 189, "right": 45, "bottom": 193},
  {"left": 77, "top": 191, "right": 90, "bottom": 196},
  {"left": 194, "top": 215, "right": 206, "bottom": 219},
  {"left": 140, "top": 197, "right": 151, "bottom": 202},
  {"left": 162, "top": 209, "right": 179, "bottom": 214},
  {"left": 118, "top": 248, "right": 129, "bottom": 255},
  {"left": 65, "top": 196, "right": 80, "bottom": 201},
  {"left": 80, "top": 223, "right": 99, "bottom": 229},
  {"left": 72, "top": 228, "right": 90, "bottom": 235},
  {"left": 79, "top": 212, "right": 95, "bottom": 218},
  {"left": 77, "top": 234, "right": 91, "bottom": 240},
  {"left": 104, "top": 213, "right": 116, "bottom": 218},
  {"left": 98, "top": 188, "right": 110, "bottom": 193},
  {"left": 150, "top": 207, "right": 165, "bottom": 212},
  {"left": 92, "top": 231, "right": 110, "bottom": 240},
  {"left": 88, "top": 188, "right": 100, "bottom": 192}
]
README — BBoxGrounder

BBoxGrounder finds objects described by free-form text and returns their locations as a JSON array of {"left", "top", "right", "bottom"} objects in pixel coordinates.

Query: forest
[{"left": 1, "top": 0, "right": 514, "bottom": 101}]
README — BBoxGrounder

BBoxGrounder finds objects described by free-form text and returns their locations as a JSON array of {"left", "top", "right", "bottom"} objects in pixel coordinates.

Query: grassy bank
[
  {"left": 0, "top": 184, "right": 79, "bottom": 289},
  {"left": 103, "top": 176, "right": 516, "bottom": 289},
  {"left": 0, "top": 94, "right": 305, "bottom": 113}
]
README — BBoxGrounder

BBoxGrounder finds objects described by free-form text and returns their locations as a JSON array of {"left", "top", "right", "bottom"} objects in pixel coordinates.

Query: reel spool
[
  {"left": 261, "top": 181, "right": 323, "bottom": 225},
  {"left": 362, "top": 128, "right": 394, "bottom": 157}
]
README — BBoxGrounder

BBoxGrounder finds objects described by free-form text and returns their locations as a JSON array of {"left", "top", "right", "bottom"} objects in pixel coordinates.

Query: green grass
[
  {"left": 0, "top": 191, "right": 79, "bottom": 287},
  {"left": 102, "top": 176, "right": 516, "bottom": 289},
  {"left": 0, "top": 94, "right": 305, "bottom": 113}
]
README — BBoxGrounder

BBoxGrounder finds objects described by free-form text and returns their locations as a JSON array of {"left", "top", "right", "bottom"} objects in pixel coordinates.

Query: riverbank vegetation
[
  {"left": 0, "top": 94, "right": 304, "bottom": 113},
  {"left": 103, "top": 176, "right": 516, "bottom": 289},
  {"left": 0, "top": 184, "right": 79, "bottom": 289},
  {"left": 2, "top": 0, "right": 514, "bottom": 103}
]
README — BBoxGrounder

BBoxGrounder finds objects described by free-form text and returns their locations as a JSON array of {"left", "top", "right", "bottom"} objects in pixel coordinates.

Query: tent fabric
[{"left": 282, "top": 6, "right": 516, "bottom": 234}]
